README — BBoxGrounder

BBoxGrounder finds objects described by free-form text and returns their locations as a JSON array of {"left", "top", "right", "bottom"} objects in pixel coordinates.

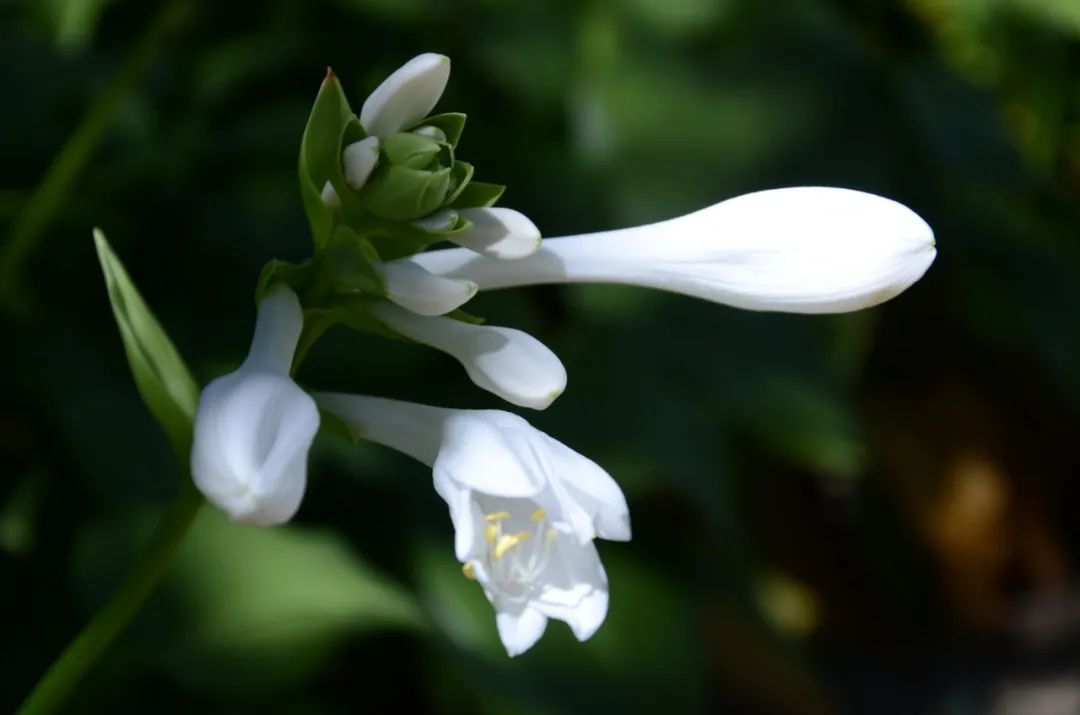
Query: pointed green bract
[
  {"left": 443, "top": 160, "right": 475, "bottom": 206},
  {"left": 93, "top": 229, "right": 199, "bottom": 456},
  {"left": 299, "top": 70, "right": 355, "bottom": 251},
  {"left": 449, "top": 180, "right": 505, "bottom": 209}
]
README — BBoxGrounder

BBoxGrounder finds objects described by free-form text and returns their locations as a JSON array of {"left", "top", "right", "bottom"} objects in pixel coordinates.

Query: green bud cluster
[{"left": 257, "top": 69, "right": 503, "bottom": 337}]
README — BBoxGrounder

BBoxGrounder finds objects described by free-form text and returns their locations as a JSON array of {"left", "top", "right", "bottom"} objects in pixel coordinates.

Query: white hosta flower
[
  {"left": 449, "top": 208, "right": 542, "bottom": 260},
  {"left": 397, "top": 187, "right": 937, "bottom": 314},
  {"left": 190, "top": 285, "right": 320, "bottom": 526},
  {"left": 370, "top": 302, "right": 566, "bottom": 410},
  {"left": 360, "top": 53, "right": 450, "bottom": 137},
  {"left": 381, "top": 260, "right": 477, "bottom": 316},
  {"left": 342, "top": 136, "right": 380, "bottom": 191},
  {"left": 314, "top": 394, "right": 630, "bottom": 656}
]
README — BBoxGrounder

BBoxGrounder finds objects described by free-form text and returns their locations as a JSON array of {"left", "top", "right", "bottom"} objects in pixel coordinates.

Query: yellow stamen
[
  {"left": 462, "top": 562, "right": 476, "bottom": 580},
  {"left": 483, "top": 511, "right": 510, "bottom": 522},
  {"left": 493, "top": 531, "right": 531, "bottom": 560},
  {"left": 484, "top": 523, "right": 499, "bottom": 544},
  {"left": 531, "top": 508, "right": 547, "bottom": 522}
]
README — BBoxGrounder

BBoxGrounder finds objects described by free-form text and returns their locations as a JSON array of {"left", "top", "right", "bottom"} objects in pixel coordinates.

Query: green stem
[
  {"left": 17, "top": 477, "right": 204, "bottom": 715},
  {"left": 0, "top": 0, "right": 193, "bottom": 314}
]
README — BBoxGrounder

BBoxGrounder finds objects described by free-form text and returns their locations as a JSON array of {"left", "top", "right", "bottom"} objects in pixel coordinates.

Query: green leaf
[
  {"left": 325, "top": 225, "right": 384, "bottom": 295},
  {"left": 299, "top": 70, "right": 356, "bottom": 251},
  {"left": 93, "top": 229, "right": 199, "bottom": 456},
  {"left": 163, "top": 508, "right": 424, "bottom": 695},
  {"left": 414, "top": 112, "right": 466, "bottom": 148},
  {"left": 449, "top": 180, "right": 506, "bottom": 209}
]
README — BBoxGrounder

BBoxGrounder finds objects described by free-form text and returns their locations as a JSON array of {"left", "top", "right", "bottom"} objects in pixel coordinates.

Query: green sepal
[
  {"left": 324, "top": 225, "right": 384, "bottom": 296},
  {"left": 412, "top": 112, "right": 466, "bottom": 148},
  {"left": 93, "top": 229, "right": 200, "bottom": 458},
  {"left": 444, "top": 307, "right": 485, "bottom": 325},
  {"left": 299, "top": 70, "right": 356, "bottom": 251},
  {"left": 361, "top": 164, "right": 452, "bottom": 221},
  {"left": 317, "top": 407, "right": 356, "bottom": 442},
  {"left": 448, "top": 180, "right": 505, "bottom": 209},
  {"left": 443, "top": 161, "right": 474, "bottom": 206},
  {"left": 381, "top": 132, "right": 443, "bottom": 170},
  {"left": 255, "top": 258, "right": 317, "bottom": 303}
]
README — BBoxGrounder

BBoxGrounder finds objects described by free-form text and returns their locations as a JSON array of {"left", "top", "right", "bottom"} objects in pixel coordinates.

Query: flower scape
[{"left": 187, "top": 53, "right": 937, "bottom": 656}]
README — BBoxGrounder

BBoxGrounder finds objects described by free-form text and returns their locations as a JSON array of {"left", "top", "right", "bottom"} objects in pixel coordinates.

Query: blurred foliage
[{"left": 3, "top": 0, "right": 1080, "bottom": 713}]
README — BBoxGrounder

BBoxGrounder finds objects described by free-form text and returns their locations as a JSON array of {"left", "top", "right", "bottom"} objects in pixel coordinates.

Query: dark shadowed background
[{"left": 3, "top": 0, "right": 1080, "bottom": 713}]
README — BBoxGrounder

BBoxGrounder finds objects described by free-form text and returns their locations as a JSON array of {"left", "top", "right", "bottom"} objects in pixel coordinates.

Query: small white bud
[
  {"left": 190, "top": 285, "right": 319, "bottom": 526},
  {"left": 382, "top": 260, "right": 477, "bottom": 316},
  {"left": 450, "top": 207, "right": 542, "bottom": 260},
  {"left": 370, "top": 302, "right": 566, "bottom": 409},
  {"left": 343, "top": 136, "right": 381, "bottom": 192}
]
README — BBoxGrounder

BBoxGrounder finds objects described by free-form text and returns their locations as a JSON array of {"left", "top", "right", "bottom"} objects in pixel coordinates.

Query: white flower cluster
[{"left": 190, "top": 54, "right": 937, "bottom": 656}]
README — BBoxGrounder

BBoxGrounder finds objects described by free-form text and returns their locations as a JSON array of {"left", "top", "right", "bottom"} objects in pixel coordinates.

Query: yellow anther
[
  {"left": 484, "top": 523, "right": 499, "bottom": 544},
  {"left": 493, "top": 531, "right": 531, "bottom": 560},
  {"left": 531, "top": 508, "right": 547, "bottom": 522},
  {"left": 462, "top": 562, "right": 476, "bottom": 581},
  {"left": 483, "top": 511, "right": 511, "bottom": 522}
]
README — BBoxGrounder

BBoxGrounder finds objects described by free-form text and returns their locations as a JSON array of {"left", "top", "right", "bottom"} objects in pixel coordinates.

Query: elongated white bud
[
  {"left": 398, "top": 187, "right": 936, "bottom": 314},
  {"left": 382, "top": 260, "right": 477, "bottom": 316},
  {"left": 343, "top": 136, "right": 380, "bottom": 191},
  {"left": 360, "top": 53, "right": 450, "bottom": 137},
  {"left": 370, "top": 302, "right": 566, "bottom": 409},
  {"left": 190, "top": 285, "right": 319, "bottom": 526},
  {"left": 449, "top": 207, "right": 541, "bottom": 260}
]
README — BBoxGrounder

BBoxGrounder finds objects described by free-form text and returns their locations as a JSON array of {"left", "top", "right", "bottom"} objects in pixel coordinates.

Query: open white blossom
[
  {"left": 190, "top": 285, "right": 319, "bottom": 526},
  {"left": 315, "top": 393, "right": 630, "bottom": 656},
  {"left": 359, "top": 53, "right": 450, "bottom": 137},
  {"left": 371, "top": 302, "right": 566, "bottom": 410},
  {"left": 394, "top": 187, "right": 936, "bottom": 314}
]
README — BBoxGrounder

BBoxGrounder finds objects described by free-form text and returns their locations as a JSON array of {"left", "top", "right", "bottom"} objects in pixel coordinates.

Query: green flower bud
[
  {"left": 362, "top": 164, "right": 453, "bottom": 221},
  {"left": 380, "top": 132, "right": 444, "bottom": 170}
]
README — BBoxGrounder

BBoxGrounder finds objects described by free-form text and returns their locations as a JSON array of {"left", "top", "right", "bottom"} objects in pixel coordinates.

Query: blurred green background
[{"left": 4, "top": 0, "right": 1080, "bottom": 712}]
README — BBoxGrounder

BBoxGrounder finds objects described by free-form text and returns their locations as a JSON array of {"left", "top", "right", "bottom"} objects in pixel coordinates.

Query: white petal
[
  {"left": 371, "top": 302, "right": 567, "bottom": 410},
  {"left": 320, "top": 180, "right": 340, "bottom": 208},
  {"left": 537, "top": 431, "right": 630, "bottom": 542},
  {"left": 191, "top": 371, "right": 319, "bottom": 526},
  {"left": 449, "top": 208, "right": 542, "bottom": 260},
  {"left": 399, "top": 187, "right": 936, "bottom": 314},
  {"left": 533, "top": 539, "right": 609, "bottom": 642},
  {"left": 382, "top": 260, "right": 477, "bottom": 316},
  {"left": 433, "top": 472, "right": 484, "bottom": 561},
  {"left": 343, "top": 136, "right": 380, "bottom": 191},
  {"left": 360, "top": 53, "right": 450, "bottom": 137},
  {"left": 495, "top": 604, "right": 549, "bottom": 657},
  {"left": 434, "top": 410, "right": 548, "bottom": 498}
]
